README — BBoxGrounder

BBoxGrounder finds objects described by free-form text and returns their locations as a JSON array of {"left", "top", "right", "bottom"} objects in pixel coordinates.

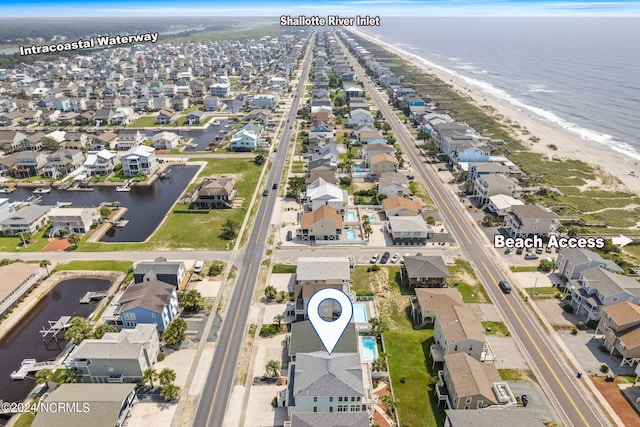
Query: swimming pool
[
  {"left": 360, "top": 336, "right": 378, "bottom": 361},
  {"left": 353, "top": 303, "right": 368, "bottom": 322},
  {"left": 367, "top": 212, "right": 376, "bottom": 222},
  {"left": 346, "top": 229, "right": 356, "bottom": 240},
  {"left": 346, "top": 211, "right": 356, "bottom": 221}
]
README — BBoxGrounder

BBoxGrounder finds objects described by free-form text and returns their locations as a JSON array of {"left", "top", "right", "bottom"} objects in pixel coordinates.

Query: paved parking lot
[{"left": 556, "top": 330, "right": 636, "bottom": 376}]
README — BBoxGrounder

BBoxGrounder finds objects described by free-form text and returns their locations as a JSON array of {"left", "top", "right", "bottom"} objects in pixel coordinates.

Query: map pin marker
[{"left": 307, "top": 288, "right": 353, "bottom": 355}]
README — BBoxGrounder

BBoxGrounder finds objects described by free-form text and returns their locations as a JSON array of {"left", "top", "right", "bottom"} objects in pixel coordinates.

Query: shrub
[
  {"left": 599, "top": 345, "right": 609, "bottom": 353},
  {"left": 208, "top": 262, "right": 224, "bottom": 277},
  {"left": 271, "top": 396, "right": 278, "bottom": 408},
  {"left": 399, "top": 376, "right": 406, "bottom": 383},
  {"left": 600, "top": 364, "right": 609, "bottom": 373},
  {"left": 157, "top": 353, "right": 165, "bottom": 361},
  {"left": 367, "top": 265, "right": 380, "bottom": 272},
  {"left": 562, "top": 304, "right": 575, "bottom": 314},
  {"left": 259, "top": 323, "right": 282, "bottom": 337},
  {"left": 570, "top": 327, "right": 578, "bottom": 335}
]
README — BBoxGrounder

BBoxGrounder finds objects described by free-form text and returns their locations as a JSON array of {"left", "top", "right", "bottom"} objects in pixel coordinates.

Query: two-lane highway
[
  {"left": 192, "top": 35, "right": 315, "bottom": 427},
  {"left": 339, "top": 32, "right": 614, "bottom": 427}
]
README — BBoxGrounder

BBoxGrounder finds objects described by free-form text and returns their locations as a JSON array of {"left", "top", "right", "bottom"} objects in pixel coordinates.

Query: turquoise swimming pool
[
  {"left": 346, "top": 211, "right": 356, "bottom": 221},
  {"left": 360, "top": 336, "right": 378, "bottom": 361},
  {"left": 346, "top": 229, "right": 356, "bottom": 240},
  {"left": 353, "top": 303, "right": 367, "bottom": 322},
  {"left": 367, "top": 212, "right": 376, "bottom": 222}
]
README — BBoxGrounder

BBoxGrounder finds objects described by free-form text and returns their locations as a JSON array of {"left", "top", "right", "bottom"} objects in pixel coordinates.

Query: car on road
[
  {"left": 272, "top": 183, "right": 278, "bottom": 190},
  {"left": 380, "top": 251, "right": 391, "bottom": 264},
  {"left": 524, "top": 253, "right": 539, "bottom": 260},
  {"left": 262, "top": 189, "right": 268, "bottom": 196},
  {"left": 370, "top": 253, "right": 380, "bottom": 263},
  {"left": 286, "top": 231, "right": 293, "bottom": 241},
  {"left": 194, "top": 260, "right": 204, "bottom": 274},
  {"left": 498, "top": 280, "right": 512, "bottom": 294},
  {"left": 390, "top": 252, "right": 400, "bottom": 263},
  {"left": 407, "top": 175, "right": 415, "bottom": 180}
]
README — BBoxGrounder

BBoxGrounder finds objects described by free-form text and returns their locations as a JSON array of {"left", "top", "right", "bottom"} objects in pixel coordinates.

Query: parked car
[
  {"left": 498, "top": 280, "right": 512, "bottom": 294},
  {"left": 380, "top": 251, "right": 391, "bottom": 264},
  {"left": 504, "top": 248, "right": 513, "bottom": 255},
  {"left": 536, "top": 247, "right": 543, "bottom": 254},
  {"left": 407, "top": 175, "right": 415, "bottom": 180},
  {"left": 516, "top": 247, "right": 524, "bottom": 255},
  {"left": 545, "top": 246, "right": 553, "bottom": 253},
  {"left": 390, "top": 252, "right": 400, "bottom": 263},
  {"left": 370, "top": 253, "right": 380, "bottom": 263},
  {"left": 524, "top": 253, "right": 539, "bottom": 260},
  {"left": 193, "top": 260, "right": 204, "bottom": 274},
  {"left": 286, "top": 230, "right": 293, "bottom": 241}
]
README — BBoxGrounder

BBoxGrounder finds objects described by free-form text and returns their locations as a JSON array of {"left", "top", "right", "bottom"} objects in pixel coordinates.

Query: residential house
[
  {"left": 385, "top": 216, "right": 433, "bottom": 245},
  {"left": 283, "top": 352, "right": 373, "bottom": 417},
  {"left": 31, "top": 384, "right": 136, "bottom": 427},
  {"left": 0, "top": 198, "right": 15, "bottom": 223},
  {"left": 152, "top": 131, "right": 181, "bottom": 150},
  {"left": 0, "top": 263, "right": 41, "bottom": 319},
  {"left": 356, "top": 129, "right": 385, "bottom": 146},
  {"left": 308, "top": 121, "right": 334, "bottom": 140},
  {"left": 120, "top": 145, "right": 157, "bottom": 176},
  {"left": 63, "top": 132, "right": 89, "bottom": 150},
  {"left": 401, "top": 256, "right": 450, "bottom": 288},
  {"left": 467, "top": 162, "right": 514, "bottom": 182},
  {"left": 383, "top": 196, "right": 421, "bottom": 218},
  {"left": 444, "top": 408, "right": 543, "bottom": 427},
  {"left": 437, "top": 353, "right": 512, "bottom": 410},
  {"left": 134, "top": 257, "right": 186, "bottom": 288},
  {"left": 361, "top": 143, "right": 395, "bottom": 167},
  {"left": 92, "top": 131, "right": 118, "bottom": 150},
  {"left": 21, "top": 131, "right": 45, "bottom": 151},
  {"left": 65, "top": 324, "right": 160, "bottom": 381},
  {"left": 305, "top": 170, "right": 338, "bottom": 186},
  {"left": 556, "top": 248, "right": 622, "bottom": 282},
  {"left": 186, "top": 110, "right": 205, "bottom": 125},
  {"left": 117, "top": 130, "right": 144, "bottom": 151},
  {"left": 286, "top": 320, "right": 358, "bottom": 361},
  {"left": 344, "top": 84, "right": 364, "bottom": 99},
  {"left": 369, "top": 153, "right": 399, "bottom": 178},
  {"left": 156, "top": 108, "right": 177, "bottom": 125},
  {"left": 286, "top": 413, "right": 369, "bottom": 427},
  {"left": 84, "top": 149, "right": 117, "bottom": 175},
  {"left": 42, "top": 149, "right": 85, "bottom": 178},
  {"left": 596, "top": 302, "right": 640, "bottom": 366},
  {"left": 378, "top": 173, "right": 410, "bottom": 199},
  {"left": 304, "top": 178, "right": 348, "bottom": 214},
  {"left": 298, "top": 205, "right": 343, "bottom": 241},
  {"left": 229, "top": 128, "right": 259, "bottom": 151},
  {"left": 210, "top": 82, "right": 231, "bottom": 97},
  {"left": 48, "top": 207, "right": 100, "bottom": 235},
  {"left": 567, "top": 266, "right": 640, "bottom": 322},
  {"left": 347, "top": 108, "right": 373, "bottom": 128},
  {"left": 487, "top": 194, "right": 524, "bottom": 218},
  {"left": 0, "top": 204, "right": 52, "bottom": 236},
  {"left": 0, "top": 129, "right": 28, "bottom": 151},
  {"left": 0, "top": 152, "right": 19, "bottom": 176},
  {"left": 432, "top": 303, "right": 488, "bottom": 362},
  {"left": 104, "top": 280, "right": 179, "bottom": 331},
  {"left": 253, "top": 94, "right": 276, "bottom": 109},
  {"left": 505, "top": 205, "right": 560, "bottom": 238},
  {"left": 411, "top": 288, "right": 463, "bottom": 327},
  {"left": 191, "top": 177, "right": 237, "bottom": 209},
  {"left": 15, "top": 151, "right": 47, "bottom": 177},
  {"left": 310, "top": 105, "right": 332, "bottom": 122},
  {"left": 474, "top": 174, "right": 521, "bottom": 206},
  {"left": 203, "top": 95, "right": 220, "bottom": 111}
]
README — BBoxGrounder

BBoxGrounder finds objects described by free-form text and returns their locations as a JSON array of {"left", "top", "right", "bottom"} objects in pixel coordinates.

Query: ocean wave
[
  {"left": 348, "top": 28, "right": 640, "bottom": 162},
  {"left": 528, "top": 85, "right": 557, "bottom": 93}
]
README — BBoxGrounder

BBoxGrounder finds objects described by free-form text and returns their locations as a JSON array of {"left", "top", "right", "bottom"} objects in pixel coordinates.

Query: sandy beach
[{"left": 349, "top": 28, "right": 640, "bottom": 195}]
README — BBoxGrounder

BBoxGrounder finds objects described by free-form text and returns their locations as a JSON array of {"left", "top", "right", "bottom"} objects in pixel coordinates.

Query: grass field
[
  {"left": 409, "top": 181, "right": 435, "bottom": 209},
  {"left": 481, "top": 321, "right": 510, "bottom": 337},
  {"left": 447, "top": 259, "right": 491, "bottom": 303},
  {"left": 52, "top": 260, "right": 132, "bottom": 272},
  {"left": 127, "top": 115, "right": 157, "bottom": 128},
  {"left": 272, "top": 264, "right": 296, "bottom": 274}
]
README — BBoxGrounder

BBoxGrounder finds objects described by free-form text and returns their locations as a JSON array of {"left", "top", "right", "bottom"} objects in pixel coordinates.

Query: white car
[
  {"left": 399, "top": 253, "right": 411, "bottom": 264},
  {"left": 390, "top": 252, "right": 400, "bottom": 263},
  {"left": 193, "top": 260, "right": 204, "bottom": 274},
  {"left": 369, "top": 253, "right": 380, "bottom": 264}
]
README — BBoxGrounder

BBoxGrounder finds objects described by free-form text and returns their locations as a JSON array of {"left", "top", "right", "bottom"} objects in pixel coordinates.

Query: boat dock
[
  {"left": 10, "top": 359, "right": 63, "bottom": 380},
  {"left": 79, "top": 290, "right": 109, "bottom": 304},
  {"left": 39, "top": 315, "right": 72, "bottom": 342}
]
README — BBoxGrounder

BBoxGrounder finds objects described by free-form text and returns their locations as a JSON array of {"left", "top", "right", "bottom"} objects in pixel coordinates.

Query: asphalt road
[
  {"left": 340, "top": 33, "right": 613, "bottom": 427},
  {"left": 191, "top": 37, "right": 314, "bottom": 427}
]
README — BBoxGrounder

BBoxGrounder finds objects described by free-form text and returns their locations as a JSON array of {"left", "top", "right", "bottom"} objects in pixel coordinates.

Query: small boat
[
  {"left": 0, "top": 188, "right": 15, "bottom": 193},
  {"left": 116, "top": 186, "right": 131, "bottom": 192},
  {"left": 212, "top": 120, "right": 221, "bottom": 126},
  {"left": 224, "top": 124, "right": 230, "bottom": 128},
  {"left": 33, "top": 187, "right": 52, "bottom": 194}
]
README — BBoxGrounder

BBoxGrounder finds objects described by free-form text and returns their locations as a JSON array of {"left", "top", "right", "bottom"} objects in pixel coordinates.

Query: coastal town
[{"left": 0, "top": 18, "right": 640, "bottom": 427}]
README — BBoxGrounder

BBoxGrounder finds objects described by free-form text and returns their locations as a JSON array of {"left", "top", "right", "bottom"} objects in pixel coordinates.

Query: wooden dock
[{"left": 79, "top": 290, "right": 109, "bottom": 304}]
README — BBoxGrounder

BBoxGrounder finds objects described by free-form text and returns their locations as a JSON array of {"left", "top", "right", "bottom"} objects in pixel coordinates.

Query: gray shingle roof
[
  {"left": 293, "top": 352, "right": 363, "bottom": 397},
  {"left": 118, "top": 280, "right": 174, "bottom": 313},
  {"left": 403, "top": 256, "right": 450, "bottom": 279},
  {"left": 69, "top": 324, "right": 156, "bottom": 360},
  {"left": 581, "top": 266, "right": 640, "bottom": 297},
  {"left": 0, "top": 204, "right": 52, "bottom": 226},
  {"left": 290, "top": 412, "right": 370, "bottom": 427},
  {"left": 289, "top": 321, "right": 358, "bottom": 357},
  {"left": 296, "top": 257, "right": 351, "bottom": 282},
  {"left": 134, "top": 257, "right": 183, "bottom": 276},
  {"left": 445, "top": 408, "right": 543, "bottom": 427}
]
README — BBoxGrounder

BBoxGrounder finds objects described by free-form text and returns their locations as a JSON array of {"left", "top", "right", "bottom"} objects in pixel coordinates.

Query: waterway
[
  {"left": 0, "top": 278, "right": 112, "bottom": 423},
  {"left": 4, "top": 165, "right": 198, "bottom": 242}
]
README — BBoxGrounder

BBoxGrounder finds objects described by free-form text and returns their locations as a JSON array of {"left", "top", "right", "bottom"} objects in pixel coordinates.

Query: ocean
[{"left": 358, "top": 17, "right": 640, "bottom": 161}]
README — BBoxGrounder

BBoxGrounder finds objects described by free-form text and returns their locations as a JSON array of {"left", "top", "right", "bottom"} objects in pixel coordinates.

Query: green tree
[
  {"left": 163, "top": 318, "right": 187, "bottom": 345},
  {"left": 381, "top": 395, "right": 397, "bottom": 414},
  {"left": 99, "top": 205, "right": 111, "bottom": 219},
  {"left": 219, "top": 219, "right": 239, "bottom": 240},
  {"left": 59, "top": 368, "right": 79, "bottom": 383},
  {"left": 178, "top": 289, "right": 205, "bottom": 312},
  {"left": 426, "top": 216, "right": 435, "bottom": 226},
  {"left": 265, "top": 360, "right": 281, "bottom": 378},
  {"left": 158, "top": 368, "right": 177, "bottom": 386},
  {"left": 286, "top": 176, "right": 306, "bottom": 201},
  {"left": 35, "top": 369, "right": 53, "bottom": 384},
  {"left": 372, "top": 352, "right": 388, "bottom": 372},
  {"left": 142, "top": 368, "right": 158, "bottom": 388},
  {"left": 160, "top": 383, "right": 181, "bottom": 401},
  {"left": 482, "top": 214, "right": 494, "bottom": 227},
  {"left": 67, "top": 233, "right": 81, "bottom": 247},
  {"left": 538, "top": 259, "right": 555, "bottom": 272},
  {"left": 19, "top": 231, "right": 33, "bottom": 245},
  {"left": 362, "top": 216, "right": 373, "bottom": 242},
  {"left": 273, "top": 314, "right": 284, "bottom": 327},
  {"left": 41, "top": 136, "right": 61, "bottom": 151},
  {"left": 64, "top": 317, "right": 92, "bottom": 344},
  {"left": 417, "top": 130, "right": 431, "bottom": 142},
  {"left": 254, "top": 153, "right": 266, "bottom": 166},
  {"left": 39, "top": 259, "right": 51, "bottom": 276},
  {"left": 264, "top": 285, "right": 277, "bottom": 303},
  {"left": 208, "top": 261, "right": 224, "bottom": 277},
  {"left": 369, "top": 317, "right": 388, "bottom": 339},
  {"left": 93, "top": 323, "right": 118, "bottom": 339}
]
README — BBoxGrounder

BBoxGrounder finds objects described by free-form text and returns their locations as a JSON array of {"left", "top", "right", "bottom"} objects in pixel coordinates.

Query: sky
[{"left": 0, "top": 0, "right": 640, "bottom": 16}]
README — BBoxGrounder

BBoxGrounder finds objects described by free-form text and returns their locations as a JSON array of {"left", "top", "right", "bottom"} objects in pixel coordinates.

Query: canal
[
  {"left": 0, "top": 277, "right": 112, "bottom": 424},
  {"left": 5, "top": 165, "right": 198, "bottom": 242}
]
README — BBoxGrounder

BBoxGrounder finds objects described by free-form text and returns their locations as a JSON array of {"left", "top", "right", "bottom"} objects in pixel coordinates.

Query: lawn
[
  {"left": 409, "top": 181, "right": 435, "bottom": 209},
  {"left": 446, "top": 259, "right": 491, "bottom": 304},
  {"left": 127, "top": 115, "right": 158, "bottom": 128},
  {"left": 498, "top": 368, "right": 532, "bottom": 381},
  {"left": 0, "top": 225, "right": 55, "bottom": 253},
  {"left": 52, "top": 260, "right": 133, "bottom": 273},
  {"left": 291, "top": 161, "right": 305, "bottom": 173},
  {"left": 525, "top": 286, "right": 563, "bottom": 296},
  {"left": 481, "top": 321, "right": 510, "bottom": 337},
  {"left": 510, "top": 266, "right": 539, "bottom": 272},
  {"left": 272, "top": 264, "right": 296, "bottom": 274}
]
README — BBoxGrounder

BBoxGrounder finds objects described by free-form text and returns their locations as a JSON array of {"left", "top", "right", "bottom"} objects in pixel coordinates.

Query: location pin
[{"left": 307, "top": 288, "right": 353, "bottom": 355}]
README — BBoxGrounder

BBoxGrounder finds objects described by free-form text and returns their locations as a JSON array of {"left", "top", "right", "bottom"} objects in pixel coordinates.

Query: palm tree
[
  {"left": 142, "top": 368, "right": 158, "bottom": 388},
  {"left": 381, "top": 395, "right": 397, "bottom": 415},
  {"left": 273, "top": 314, "right": 284, "bottom": 328},
  {"left": 60, "top": 368, "right": 79, "bottom": 383},
  {"left": 264, "top": 285, "right": 277, "bottom": 303},
  {"left": 265, "top": 360, "right": 280, "bottom": 378},
  {"left": 35, "top": 369, "right": 53, "bottom": 384},
  {"left": 39, "top": 259, "right": 51, "bottom": 276},
  {"left": 369, "top": 317, "right": 388, "bottom": 339},
  {"left": 158, "top": 368, "right": 177, "bottom": 387},
  {"left": 67, "top": 233, "right": 80, "bottom": 248},
  {"left": 160, "top": 383, "right": 181, "bottom": 401}
]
